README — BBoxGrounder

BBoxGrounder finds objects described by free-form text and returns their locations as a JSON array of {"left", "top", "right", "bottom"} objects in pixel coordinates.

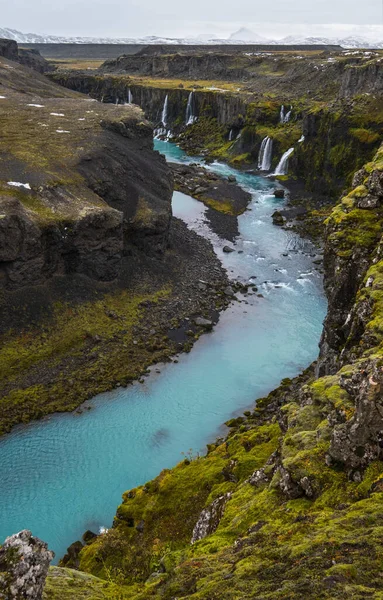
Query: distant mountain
[
  {"left": 1, "top": 26, "right": 382, "bottom": 49},
  {"left": 229, "top": 27, "right": 269, "bottom": 42},
  {"left": 281, "top": 34, "right": 383, "bottom": 49}
]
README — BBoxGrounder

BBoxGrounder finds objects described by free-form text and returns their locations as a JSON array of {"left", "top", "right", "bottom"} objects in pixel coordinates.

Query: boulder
[
  {"left": 191, "top": 493, "right": 232, "bottom": 543},
  {"left": 194, "top": 317, "right": 213, "bottom": 329},
  {"left": 272, "top": 211, "right": 285, "bottom": 226},
  {"left": 0, "top": 530, "right": 54, "bottom": 599},
  {"left": 273, "top": 189, "right": 285, "bottom": 198},
  {"left": 223, "top": 245, "right": 235, "bottom": 253}
]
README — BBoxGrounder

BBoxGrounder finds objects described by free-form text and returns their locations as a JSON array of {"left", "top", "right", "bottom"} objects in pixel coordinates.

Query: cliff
[
  {"left": 41, "top": 145, "right": 383, "bottom": 599},
  {"left": 0, "top": 57, "right": 172, "bottom": 291},
  {"left": 51, "top": 49, "right": 383, "bottom": 197}
]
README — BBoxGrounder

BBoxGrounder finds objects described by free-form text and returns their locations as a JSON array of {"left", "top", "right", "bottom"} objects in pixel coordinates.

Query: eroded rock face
[
  {"left": 0, "top": 530, "right": 54, "bottom": 599},
  {"left": 317, "top": 163, "right": 383, "bottom": 376},
  {"left": 329, "top": 360, "right": 383, "bottom": 478},
  {"left": 191, "top": 493, "right": 231, "bottom": 543},
  {"left": 0, "top": 57, "right": 172, "bottom": 291}
]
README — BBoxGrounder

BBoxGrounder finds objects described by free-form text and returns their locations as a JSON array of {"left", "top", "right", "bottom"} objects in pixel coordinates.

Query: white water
[
  {"left": 229, "top": 129, "right": 234, "bottom": 141},
  {"left": 280, "top": 105, "right": 292, "bottom": 123},
  {"left": 274, "top": 147, "right": 294, "bottom": 175},
  {"left": 161, "top": 94, "right": 169, "bottom": 127},
  {"left": 258, "top": 137, "right": 273, "bottom": 171},
  {"left": 186, "top": 92, "right": 197, "bottom": 125},
  {"left": 284, "top": 107, "right": 292, "bottom": 123}
]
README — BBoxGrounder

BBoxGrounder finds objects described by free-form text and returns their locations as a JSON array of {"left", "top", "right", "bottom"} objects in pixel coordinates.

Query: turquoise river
[{"left": 0, "top": 140, "right": 327, "bottom": 561}]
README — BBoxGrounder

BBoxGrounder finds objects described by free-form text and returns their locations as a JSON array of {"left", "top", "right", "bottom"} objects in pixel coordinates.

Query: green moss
[
  {"left": 0, "top": 287, "right": 172, "bottom": 435},
  {"left": 350, "top": 128, "right": 380, "bottom": 145}
]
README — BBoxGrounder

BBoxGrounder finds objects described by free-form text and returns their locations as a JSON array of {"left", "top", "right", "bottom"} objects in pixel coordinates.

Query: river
[{"left": 0, "top": 140, "right": 327, "bottom": 561}]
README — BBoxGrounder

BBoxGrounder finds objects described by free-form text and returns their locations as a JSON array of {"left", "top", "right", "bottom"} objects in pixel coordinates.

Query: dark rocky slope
[
  {"left": 0, "top": 56, "right": 232, "bottom": 434},
  {"left": 40, "top": 144, "right": 383, "bottom": 599}
]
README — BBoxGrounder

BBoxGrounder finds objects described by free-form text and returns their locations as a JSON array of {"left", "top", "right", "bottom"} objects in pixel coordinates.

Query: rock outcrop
[
  {"left": 191, "top": 493, "right": 232, "bottom": 543},
  {"left": 0, "top": 38, "right": 52, "bottom": 72},
  {"left": 0, "top": 530, "right": 54, "bottom": 599}
]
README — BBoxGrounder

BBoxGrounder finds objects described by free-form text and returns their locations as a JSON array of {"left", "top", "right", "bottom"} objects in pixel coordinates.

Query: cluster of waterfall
[
  {"left": 280, "top": 105, "right": 292, "bottom": 124},
  {"left": 186, "top": 92, "right": 198, "bottom": 126},
  {"left": 258, "top": 137, "right": 273, "bottom": 171}
]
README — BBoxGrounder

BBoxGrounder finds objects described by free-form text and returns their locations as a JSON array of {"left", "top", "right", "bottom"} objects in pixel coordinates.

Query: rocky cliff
[
  {"left": 0, "top": 57, "right": 172, "bottom": 291},
  {"left": 39, "top": 144, "right": 383, "bottom": 600}
]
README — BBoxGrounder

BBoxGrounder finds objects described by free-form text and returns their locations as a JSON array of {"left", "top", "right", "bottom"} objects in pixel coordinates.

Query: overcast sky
[{"left": 3, "top": 0, "right": 383, "bottom": 38}]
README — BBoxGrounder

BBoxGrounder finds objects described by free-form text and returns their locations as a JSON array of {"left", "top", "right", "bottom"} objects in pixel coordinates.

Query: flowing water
[{"left": 0, "top": 140, "right": 327, "bottom": 561}]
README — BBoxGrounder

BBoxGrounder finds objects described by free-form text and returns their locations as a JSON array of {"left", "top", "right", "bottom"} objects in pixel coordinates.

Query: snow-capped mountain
[
  {"left": 0, "top": 26, "right": 382, "bottom": 48},
  {"left": 229, "top": 27, "right": 269, "bottom": 43}
]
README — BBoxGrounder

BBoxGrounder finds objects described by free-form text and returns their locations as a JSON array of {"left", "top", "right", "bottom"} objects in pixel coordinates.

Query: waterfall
[
  {"left": 280, "top": 105, "right": 285, "bottom": 123},
  {"left": 298, "top": 134, "right": 305, "bottom": 143},
  {"left": 186, "top": 92, "right": 197, "bottom": 125},
  {"left": 274, "top": 148, "right": 294, "bottom": 176},
  {"left": 284, "top": 106, "right": 292, "bottom": 123},
  {"left": 127, "top": 89, "right": 133, "bottom": 104},
  {"left": 258, "top": 137, "right": 267, "bottom": 168},
  {"left": 161, "top": 94, "right": 169, "bottom": 127},
  {"left": 229, "top": 129, "right": 234, "bottom": 141},
  {"left": 258, "top": 136, "right": 273, "bottom": 171},
  {"left": 115, "top": 97, "right": 119, "bottom": 105}
]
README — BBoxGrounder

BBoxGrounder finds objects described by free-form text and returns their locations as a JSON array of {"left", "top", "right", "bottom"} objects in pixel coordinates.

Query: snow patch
[{"left": 7, "top": 181, "right": 31, "bottom": 190}]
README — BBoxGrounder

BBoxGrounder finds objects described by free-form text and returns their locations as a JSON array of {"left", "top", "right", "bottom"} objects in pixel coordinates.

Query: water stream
[{"left": 0, "top": 140, "right": 326, "bottom": 561}]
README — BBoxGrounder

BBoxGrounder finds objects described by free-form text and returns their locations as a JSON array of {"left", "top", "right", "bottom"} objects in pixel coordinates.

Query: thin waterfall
[
  {"left": 274, "top": 148, "right": 294, "bottom": 176},
  {"left": 229, "top": 129, "right": 234, "bottom": 141},
  {"left": 186, "top": 92, "right": 197, "bottom": 125},
  {"left": 115, "top": 97, "right": 119, "bottom": 105},
  {"left": 258, "top": 137, "right": 267, "bottom": 168},
  {"left": 280, "top": 105, "right": 285, "bottom": 123},
  {"left": 261, "top": 137, "right": 273, "bottom": 171},
  {"left": 298, "top": 134, "right": 305, "bottom": 143},
  {"left": 284, "top": 106, "right": 292, "bottom": 123},
  {"left": 127, "top": 89, "right": 133, "bottom": 104},
  {"left": 258, "top": 136, "right": 273, "bottom": 171},
  {"left": 161, "top": 94, "right": 169, "bottom": 127}
]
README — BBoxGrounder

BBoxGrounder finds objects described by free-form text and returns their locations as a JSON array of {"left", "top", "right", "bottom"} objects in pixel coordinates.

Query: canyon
[{"left": 0, "top": 41, "right": 383, "bottom": 600}]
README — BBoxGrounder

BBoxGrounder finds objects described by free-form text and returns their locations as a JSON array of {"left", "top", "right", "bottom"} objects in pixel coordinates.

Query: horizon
[{"left": 2, "top": 22, "right": 383, "bottom": 42}]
